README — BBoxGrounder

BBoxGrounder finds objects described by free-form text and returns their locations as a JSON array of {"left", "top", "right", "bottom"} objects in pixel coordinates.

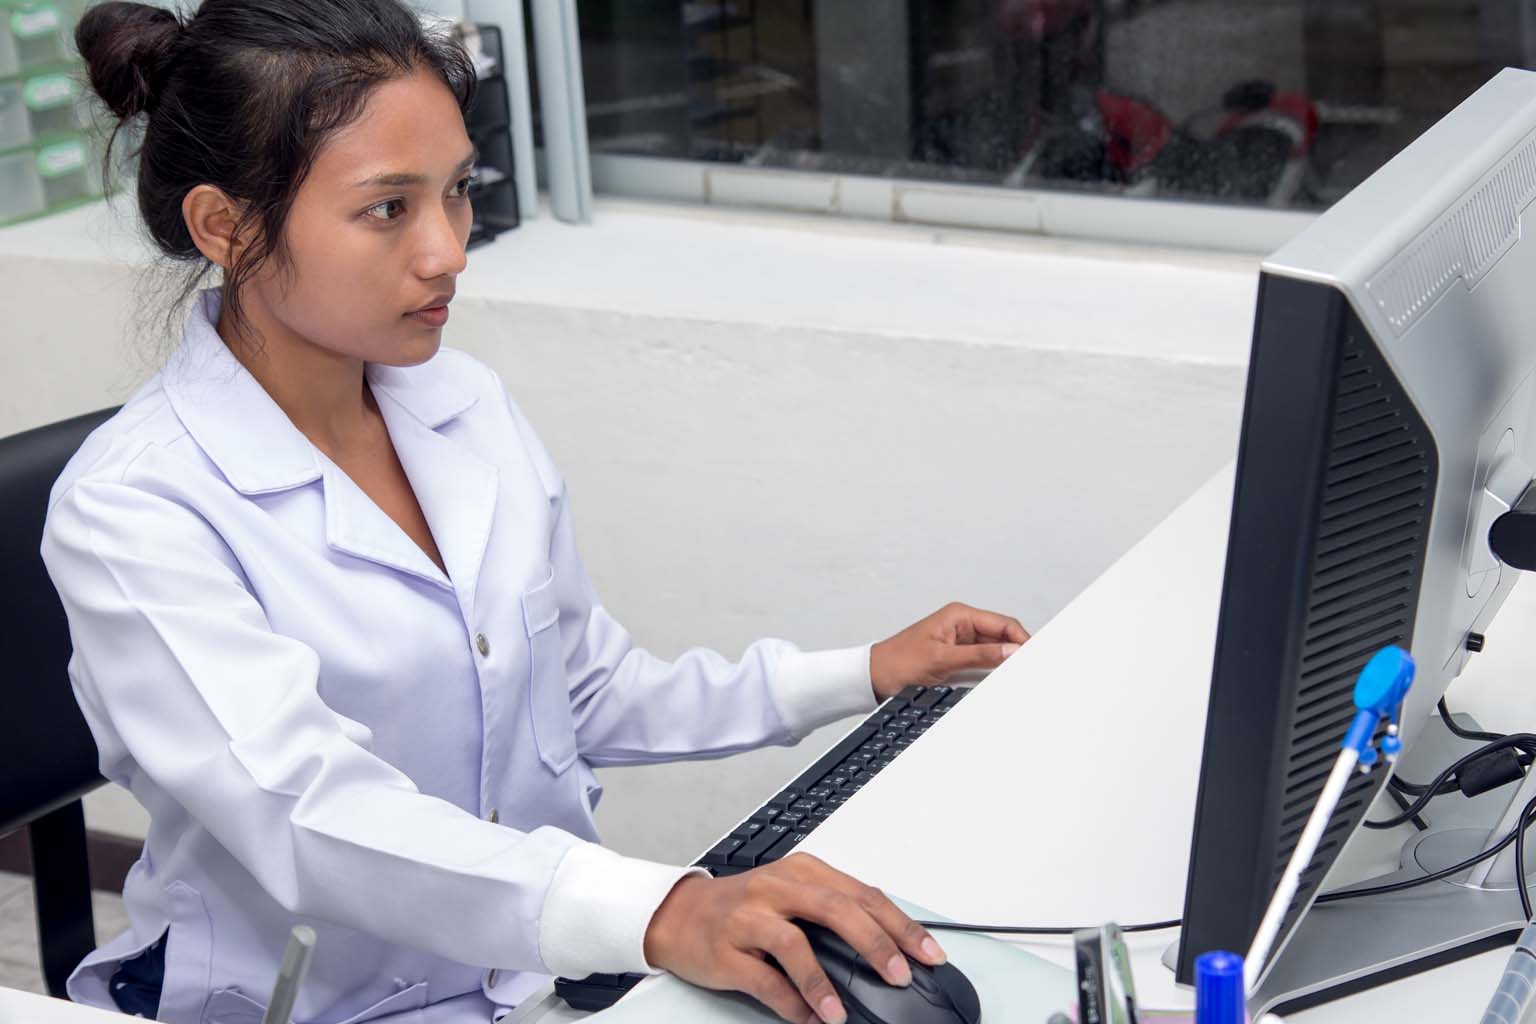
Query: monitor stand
[{"left": 1161, "top": 709, "right": 1535, "bottom": 1016}]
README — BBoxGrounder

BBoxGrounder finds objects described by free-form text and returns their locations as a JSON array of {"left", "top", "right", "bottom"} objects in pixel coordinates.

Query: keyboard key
[
  {"left": 789, "top": 724, "right": 877, "bottom": 792},
  {"left": 730, "top": 822, "right": 764, "bottom": 840},
  {"left": 806, "top": 786, "right": 835, "bottom": 800},
  {"left": 761, "top": 830, "right": 813, "bottom": 864},
  {"left": 702, "top": 837, "right": 746, "bottom": 866},
  {"left": 898, "top": 685, "right": 924, "bottom": 701},
  {"left": 811, "top": 805, "right": 835, "bottom": 819},
  {"left": 789, "top": 800, "right": 820, "bottom": 816},
  {"left": 775, "top": 812, "right": 806, "bottom": 827},
  {"left": 731, "top": 824, "right": 792, "bottom": 867},
  {"left": 913, "top": 686, "right": 949, "bottom": 710},
  {"left": 940, "top": 687, "right": 969, "bottom": 707}
]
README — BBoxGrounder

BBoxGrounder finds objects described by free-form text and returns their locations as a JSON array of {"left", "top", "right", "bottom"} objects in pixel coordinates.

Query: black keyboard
[{"left": 552, "top": 683, "right": 974, "bottom": 1011}]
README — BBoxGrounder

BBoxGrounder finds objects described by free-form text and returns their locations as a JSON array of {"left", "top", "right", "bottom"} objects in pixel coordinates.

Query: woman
[{"left": 42, "top": 3, "right": 1031, "bottom": 1024}]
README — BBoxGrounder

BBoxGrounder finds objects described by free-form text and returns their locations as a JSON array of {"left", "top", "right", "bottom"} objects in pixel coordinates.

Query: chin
[
  {"left": 380, "top": 333, "right": 444, "bottom": 367},
  {"left": 368, "top": 340, "right": 442, "bottom": 368}
]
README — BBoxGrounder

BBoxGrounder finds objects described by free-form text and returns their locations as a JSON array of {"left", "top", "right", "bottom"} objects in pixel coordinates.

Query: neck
[{"left": 217, "top": 293, "right": 380, "bottom": 457}]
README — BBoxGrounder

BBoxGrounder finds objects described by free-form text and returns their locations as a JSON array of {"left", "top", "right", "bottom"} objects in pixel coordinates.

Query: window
[{"left": 575, "top": 2, "right": 1536, "bottom": 233}]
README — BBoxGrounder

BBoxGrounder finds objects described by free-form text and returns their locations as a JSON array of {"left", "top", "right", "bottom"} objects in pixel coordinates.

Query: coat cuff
[
  {"left": 770, "top": 644, "right": 880, "bottom": 741},
  {"left": 538, "top": 842, "right": 708, "bottom": 978}
]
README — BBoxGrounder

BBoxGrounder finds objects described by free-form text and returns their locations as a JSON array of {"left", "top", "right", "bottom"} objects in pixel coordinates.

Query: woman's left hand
[{"left": 869, "top": 603, "right": 1031, "bottom": 701}]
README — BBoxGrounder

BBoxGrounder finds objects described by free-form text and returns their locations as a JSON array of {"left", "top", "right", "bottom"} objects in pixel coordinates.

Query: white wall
[{"left": 0, "top": 198, "right": 1262, "bottom": 863}]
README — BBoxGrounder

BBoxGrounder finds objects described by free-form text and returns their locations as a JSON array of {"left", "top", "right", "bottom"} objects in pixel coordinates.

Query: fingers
[
  {"left": 939, "top": 641, "right": 1017, "bottom": 672},
  {"left": 943, "top": 603, "right": 1030, "bottom": 645},
  {"left": 752, "top": 918, "right": 847, "bottom": 1024},
  {"left": 789, "top": 857, "right": 944, "bottom": 967},
  {"left": 849, "top": 881, "right": 947, "bottom": 966},
  {"left": 731, "top": 952, "right": 819, "bottom": 1024},
  {"left": 775, "top": 879, "right": 912, "bottom": 989}
]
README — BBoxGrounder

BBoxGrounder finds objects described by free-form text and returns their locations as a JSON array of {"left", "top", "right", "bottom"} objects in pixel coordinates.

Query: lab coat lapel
[
  {"left": 368, "top": 368, "right": 498, "bottom": 612},
  {"left": 317, "top": 455, "right": 457, "bottom": 591}
]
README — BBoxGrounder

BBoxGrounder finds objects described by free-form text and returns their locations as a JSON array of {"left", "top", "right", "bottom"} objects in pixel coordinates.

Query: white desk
[
  {"left": 611, "top": 464, "right": 1536, "bottom": 1022},
  {"left": 0, "top": 985, "right": 137, "bottom": 1024},
  {"left": 11, "top": 465, "right": 1534, "bottom": 1024}
]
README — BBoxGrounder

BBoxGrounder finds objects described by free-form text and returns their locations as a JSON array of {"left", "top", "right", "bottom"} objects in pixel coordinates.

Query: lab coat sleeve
[
  {"left": 41, "top": 476, "right": 694, "bottom": 978},
  {"left": 547, "top": 484, "right": 880, "bottom": 765}
]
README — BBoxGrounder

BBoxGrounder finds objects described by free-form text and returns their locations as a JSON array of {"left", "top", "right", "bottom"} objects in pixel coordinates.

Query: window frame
[{"left": 590, "top": 154, "right": 1316, "bottom": 254}]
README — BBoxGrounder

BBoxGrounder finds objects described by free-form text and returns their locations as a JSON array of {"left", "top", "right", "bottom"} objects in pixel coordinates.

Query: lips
[
  {"left": 407, "top": 291, "right": 454, "bottom": 314},
  {"left": 407, "top": 305, "right": 450, "bottom": 328}
]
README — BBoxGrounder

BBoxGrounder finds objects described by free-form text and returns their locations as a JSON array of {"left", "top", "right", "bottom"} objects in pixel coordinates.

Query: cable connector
[{"left": 1342, "top": 646, "right": 1416, "bottom": 773}]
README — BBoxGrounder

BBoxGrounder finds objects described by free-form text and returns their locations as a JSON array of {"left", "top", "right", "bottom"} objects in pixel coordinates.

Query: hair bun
[{"left": 76, "top": 1, "right": 183, "bottom": 119}]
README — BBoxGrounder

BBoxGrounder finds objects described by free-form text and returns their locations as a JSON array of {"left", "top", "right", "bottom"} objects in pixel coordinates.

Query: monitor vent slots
[{"left": 1269, "top": 326, "right": 1436, "bottom": 937}]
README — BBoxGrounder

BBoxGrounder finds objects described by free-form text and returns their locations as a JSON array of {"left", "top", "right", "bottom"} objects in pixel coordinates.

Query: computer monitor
[{"left": 1175, "top": 67, "right": 1536, "bottom": 1014}]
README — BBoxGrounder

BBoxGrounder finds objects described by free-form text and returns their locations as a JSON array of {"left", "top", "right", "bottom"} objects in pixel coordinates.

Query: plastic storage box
[
  {"left": 0, "top": 133, "right": 102, "bottom": 226},
  {"left": 0, "top": 2, "right": 73, "bottom": 79},
  {"left": 0, "top": 146, "right": 45, "bottom": 222},
  {"left": 0, "top": 66, "right": 87, "bottom": 150}
]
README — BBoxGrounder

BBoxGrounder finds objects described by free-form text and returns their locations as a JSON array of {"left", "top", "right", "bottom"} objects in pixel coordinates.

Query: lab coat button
[
  {"left": 475, "top": 633, "right": 490, "bottom": 656},
  {"left": 488, "top": 808, "right": 498, "bottom": 824},
  {"left": 488, "top": 969, "right": 499, "bottom": 987}
]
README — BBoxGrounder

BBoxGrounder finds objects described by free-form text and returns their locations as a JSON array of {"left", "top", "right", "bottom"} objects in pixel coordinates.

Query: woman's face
[{"left": 244, "top": 65, "right": 475, "bottom": 368}]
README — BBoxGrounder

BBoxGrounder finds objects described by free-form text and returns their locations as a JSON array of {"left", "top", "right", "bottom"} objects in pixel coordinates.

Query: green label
[
  {"left": 11, "top": 6, "right": 61, "bottom": 39},
  {"left": 23, "top": 73, "right": 74, "bottom": 110},
  {"left": 36, "top": 138, "right": 85, "bottom": 178}
]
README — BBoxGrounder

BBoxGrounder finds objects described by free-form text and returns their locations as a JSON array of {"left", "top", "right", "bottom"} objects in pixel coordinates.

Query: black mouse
[{"left": 792, "top": 920, "right": 982, "bottom": 1024}]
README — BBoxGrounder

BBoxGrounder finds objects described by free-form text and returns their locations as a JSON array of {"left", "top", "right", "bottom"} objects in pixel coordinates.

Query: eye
[
  {"left": 364, "top": 198, "right": 406, "bottom": 222},
  {"left": 451, "top": 174, "right": 476, "bottom": 199}
]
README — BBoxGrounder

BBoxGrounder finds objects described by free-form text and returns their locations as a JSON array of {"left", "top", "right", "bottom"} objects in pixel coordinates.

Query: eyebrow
[{"left": 352, "top": 148, "right": 479, "bottom": 188}]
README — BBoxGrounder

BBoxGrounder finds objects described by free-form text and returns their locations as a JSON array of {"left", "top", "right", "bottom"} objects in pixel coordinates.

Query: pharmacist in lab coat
[{"left": 46, "top": 3, "right": 1030, "bottom": 1024}]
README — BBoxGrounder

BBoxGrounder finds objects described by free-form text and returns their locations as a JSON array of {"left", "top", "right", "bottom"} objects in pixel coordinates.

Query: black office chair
[{"left": 0, "top": 407, "right": 121, "bottom": 997}]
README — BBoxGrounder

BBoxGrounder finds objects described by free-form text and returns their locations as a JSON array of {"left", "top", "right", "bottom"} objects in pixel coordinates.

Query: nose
[{"left": 412, "top": 201, "right": 469, "bottom": 281}]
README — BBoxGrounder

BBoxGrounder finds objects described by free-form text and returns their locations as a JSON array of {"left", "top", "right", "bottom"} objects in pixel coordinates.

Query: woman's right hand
[{"left": 641, "top": 852, "right": 948, "bottom": 1024}]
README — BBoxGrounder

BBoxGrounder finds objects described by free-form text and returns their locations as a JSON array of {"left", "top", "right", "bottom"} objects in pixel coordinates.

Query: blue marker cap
[{"left": 1195, "top": 950, "right": 1244, "bottom": 1024}]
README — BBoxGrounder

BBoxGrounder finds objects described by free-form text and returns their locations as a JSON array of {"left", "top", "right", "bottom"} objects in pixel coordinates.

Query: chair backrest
[{"left": 0, "top": 408, "right": 120, "bottom": 835}]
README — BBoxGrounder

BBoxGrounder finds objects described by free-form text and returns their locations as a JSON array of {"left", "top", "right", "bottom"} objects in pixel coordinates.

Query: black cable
[
  {"left": 1383, "top": 781, "right": 1431, "bottom": 831},
  {"left": 912, "top": 917, "right": 1181, "bottom": 936},
  {"left": 918, "top": 794, "right": 1536, "bottom": 940},
  {"left": 1320, "top": 792, "right": 1536, "bottom": 904},
  {"left": 1519, "top": 794, "right": 1536, "bottom": 921},
  {"left": 1387, "top": 774, "right": 1461, "bottom": 798},
  {"left": 1365, "top": 734, "right": 1536, "bottom": 830},
  {"left": 1439, "top": 697, "right": 1504, "bottom": 742}
]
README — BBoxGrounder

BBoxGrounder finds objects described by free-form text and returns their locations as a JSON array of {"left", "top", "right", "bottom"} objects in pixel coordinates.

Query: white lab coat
[{"left": 40, "top": 290, "right": 878, "bottom": 1024}]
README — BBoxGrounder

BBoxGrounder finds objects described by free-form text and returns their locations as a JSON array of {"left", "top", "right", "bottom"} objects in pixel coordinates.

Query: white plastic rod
[
  {"left": 1244, "top": 747, "right": 1359, "bottom": 994},
  {"left": 259, "top": 925, "right": 316, "bottom": 1024},
  {"left": 529, "top": 0, "right": 592, "bottom": 223}
]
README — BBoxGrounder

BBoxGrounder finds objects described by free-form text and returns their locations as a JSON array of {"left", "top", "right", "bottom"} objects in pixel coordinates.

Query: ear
[{"left": 182, "top": 185, "right": 248, "bottom": 269}]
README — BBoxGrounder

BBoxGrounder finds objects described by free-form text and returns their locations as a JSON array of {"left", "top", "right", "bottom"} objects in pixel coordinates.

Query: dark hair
[{"left": 76, "top": 0, "right": 478, "bottom": 337}]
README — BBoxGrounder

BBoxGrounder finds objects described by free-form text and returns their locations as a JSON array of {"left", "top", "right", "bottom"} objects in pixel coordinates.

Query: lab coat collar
[{"left": 162, "top": 289, "right": 478, "bottom": 496}]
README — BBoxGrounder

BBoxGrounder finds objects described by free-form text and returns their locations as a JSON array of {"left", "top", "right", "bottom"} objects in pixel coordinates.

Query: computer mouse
[{"left": 792, "top": 920, "right": 981, "bottom": 1024}]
